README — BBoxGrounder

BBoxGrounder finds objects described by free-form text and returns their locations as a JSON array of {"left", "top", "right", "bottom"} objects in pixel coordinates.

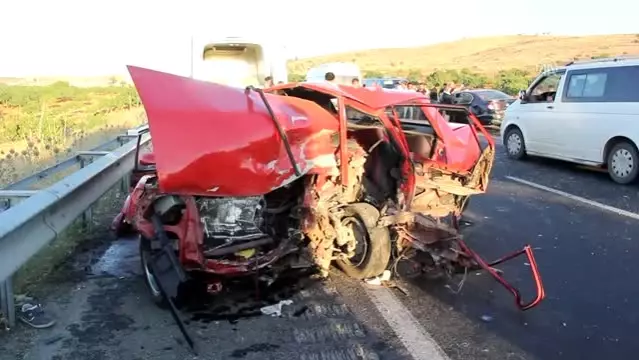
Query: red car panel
[{"left": 127, "top": 66, "right": 340, "bottom": 197}]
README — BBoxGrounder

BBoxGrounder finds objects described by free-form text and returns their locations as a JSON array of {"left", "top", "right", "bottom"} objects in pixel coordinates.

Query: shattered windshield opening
[
  {"left": 345, "top": 106, "right": 383, "bottom": 127},
  {"left": 279, "top": 86, "right": 339, "bottom": 115}
]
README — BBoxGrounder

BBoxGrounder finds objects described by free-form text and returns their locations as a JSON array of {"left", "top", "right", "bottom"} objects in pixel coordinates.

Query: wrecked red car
[{"left": 113, "top": 66, "right": 544, "bottom": 313}]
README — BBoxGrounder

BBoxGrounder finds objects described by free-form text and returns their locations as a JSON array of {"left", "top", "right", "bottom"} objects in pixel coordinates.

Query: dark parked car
[{"left": 452, "top": 89, "right": 516, "bottom": 127}]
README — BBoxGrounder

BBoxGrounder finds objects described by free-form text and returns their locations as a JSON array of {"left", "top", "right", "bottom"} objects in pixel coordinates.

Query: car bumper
[{"left": 477, "top": 113, "right": 503, "bottom": 127}]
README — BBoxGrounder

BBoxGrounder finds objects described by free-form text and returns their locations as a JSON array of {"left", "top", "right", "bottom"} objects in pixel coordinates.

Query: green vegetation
[
  {"left": 289, "top": 67, "right": 537, "bottom": 95},
  {"left": 0, "top": 82, "right": 144, "bottom": 187},
  {"left": 0, "top": 82, "right": 144, "bottom": 298},
  {"left": 0, "top": 82, "right": 140, "bottom": 143}
]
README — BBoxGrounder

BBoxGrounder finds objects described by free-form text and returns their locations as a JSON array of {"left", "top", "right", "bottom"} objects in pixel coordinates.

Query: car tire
[
  {"left": 607, "top": 141, "right": 639, "bottom": 185},
  {"left": 139, "top": 236, "right": 169, "bottom": 309},
  {"left": 335, "top": 203, "right": 391, "bottom": 280},
  {"left": 504, "top": 127, "right": 526, "bottom": 160}
]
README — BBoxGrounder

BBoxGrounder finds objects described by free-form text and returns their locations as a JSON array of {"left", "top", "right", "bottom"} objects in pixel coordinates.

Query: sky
[{"left": 0, "top": 0, "right": 637, "bottom": 77}]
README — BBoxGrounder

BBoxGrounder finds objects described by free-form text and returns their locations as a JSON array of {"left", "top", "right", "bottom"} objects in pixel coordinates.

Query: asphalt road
[{"left": 1, "top": 137, "right": 638, "bottom": 360}]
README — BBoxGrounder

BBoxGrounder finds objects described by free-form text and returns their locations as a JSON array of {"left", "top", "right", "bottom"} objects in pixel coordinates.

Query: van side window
[
  {"left": 606, "top": 66, "right": 639, "bottom": 102},
  {"left": 566, "top": 73, "right": 607, "bottom": 98},
  {"left": 562, "top": 66, "right": 639, "bottom": 103}
]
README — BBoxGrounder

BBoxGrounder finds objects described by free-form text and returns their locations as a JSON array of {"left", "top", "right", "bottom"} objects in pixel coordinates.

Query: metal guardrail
[{"left": 0, "top": 124, "right": 150, "bottom": 327}]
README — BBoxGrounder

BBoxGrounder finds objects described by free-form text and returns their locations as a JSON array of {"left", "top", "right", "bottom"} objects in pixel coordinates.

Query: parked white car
[{"left": 500, "top": 56, "right": 639, "bottom": 184}]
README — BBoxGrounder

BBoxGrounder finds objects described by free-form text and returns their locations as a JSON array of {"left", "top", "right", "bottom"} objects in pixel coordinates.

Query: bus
[{"left": 190, "top": 36, "right": 288, "bottom": 88}]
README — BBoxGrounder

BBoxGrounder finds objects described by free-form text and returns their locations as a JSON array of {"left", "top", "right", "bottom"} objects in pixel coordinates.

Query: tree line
[{"left": 288, "top": 68, "right": 537, "bottom": 95}]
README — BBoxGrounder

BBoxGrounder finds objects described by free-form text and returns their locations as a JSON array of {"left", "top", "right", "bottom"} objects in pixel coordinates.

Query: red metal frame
[{"left": 452, "top": 217, "right": 545, "bottom": 311}]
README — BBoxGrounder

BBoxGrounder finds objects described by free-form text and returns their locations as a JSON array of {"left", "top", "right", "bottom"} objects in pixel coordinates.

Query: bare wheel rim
[
  {"left": 507, "top": 133, "right": 522, "bottom": 155},
  {"left": 341, "top": 217, "right": 369, "bottom": 267},
  {"left": 142, "top": 250, "right": 162, "bottom": 297},
  {"left": 611, "top": 148, "right": 634, "bottom": 178}
]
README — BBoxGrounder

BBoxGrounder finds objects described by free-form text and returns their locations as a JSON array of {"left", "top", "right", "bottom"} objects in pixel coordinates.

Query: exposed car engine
[{"left": 196, "top": 196, "right": 273, "bottom": 257}]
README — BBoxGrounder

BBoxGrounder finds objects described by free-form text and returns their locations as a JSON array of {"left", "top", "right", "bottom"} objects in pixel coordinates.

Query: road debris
[
  {"left": 480, "top": 315, "right": 494, "bottom": 322},
  {"left": 260, "top": 299, "right": 293, "bottom": 317},
  {"left": 364, "top": 270, "right": 392, "bottom": 286}
]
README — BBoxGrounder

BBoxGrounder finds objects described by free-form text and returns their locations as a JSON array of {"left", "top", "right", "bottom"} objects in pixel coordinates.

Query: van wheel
[
  {"left": 504, "top": 127, "right": 526, "bottom": 160},
  {"left": 607, "top": 141, "right": 639, "bottom": 184},
  {"left": 335, "top": 203, "right": 391, "bottom": 280}
]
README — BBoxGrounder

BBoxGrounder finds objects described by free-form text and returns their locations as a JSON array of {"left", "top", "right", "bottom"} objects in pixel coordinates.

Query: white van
[
  {"left": 305, "top": 62, "right": 361, "bottom": 85},
  {"left": 190, "top": 36, "right": 288, "bottom": 88},
  {"left": 500, "top": 56, "right": 639, "bottom": 184}
]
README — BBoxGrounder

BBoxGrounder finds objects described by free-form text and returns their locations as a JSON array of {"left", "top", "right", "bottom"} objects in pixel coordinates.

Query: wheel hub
[
  {"left": 507, "top": 133, "right": 521, "bottom": 155},
  {"left": 611, "top": 148, "right": 634, "bottom": 177},
  {"left": 340, "top": 217, "right": 368, "bottom": 266}
]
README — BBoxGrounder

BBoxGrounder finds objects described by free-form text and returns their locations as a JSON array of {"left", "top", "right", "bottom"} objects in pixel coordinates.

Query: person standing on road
[
  {"left": 439, "top": 83, "right": 454, "bottom": 104},
  {"left": 325, "top": 72, "right": 336, "bottom": 83},
  {"left": 452, "top": 83, "right": 465, "bottom": 94},
  {"left": 430, "top": 87, "right": 439, "bottom": 102},
  {"left": 438, "top": 83, "right": 456, "bottom": 122}
]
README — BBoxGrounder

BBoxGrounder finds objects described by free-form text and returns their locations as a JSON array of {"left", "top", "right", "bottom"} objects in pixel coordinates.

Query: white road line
[
  {"left": 506, "top": 175, "right": 639, "bottom": 221},
  {"left": 363, "top": 286, "right": 450, "bottom": 360}
]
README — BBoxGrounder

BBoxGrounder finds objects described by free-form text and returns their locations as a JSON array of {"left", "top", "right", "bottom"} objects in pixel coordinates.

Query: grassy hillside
[
  {"left": 0, "top": 82, "right": 144, "bottom": 187},
  {"left": 288, "top": 34, "right": 639, "bottom": 76}
]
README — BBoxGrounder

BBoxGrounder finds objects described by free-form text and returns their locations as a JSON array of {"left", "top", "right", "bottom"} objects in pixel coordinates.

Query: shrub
[{"left": 355, "top": 67, "right": 537, "bottom": 95}]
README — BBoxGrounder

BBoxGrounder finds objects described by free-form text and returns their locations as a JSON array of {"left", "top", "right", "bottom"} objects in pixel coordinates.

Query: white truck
[{"left": 190, "top": 36, "right": 288, "bottom": 88}]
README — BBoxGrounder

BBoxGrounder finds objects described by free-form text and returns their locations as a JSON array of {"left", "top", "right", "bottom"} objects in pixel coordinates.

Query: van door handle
[{"left": 547, "top": 105, "right": 554, "bottom": 109}]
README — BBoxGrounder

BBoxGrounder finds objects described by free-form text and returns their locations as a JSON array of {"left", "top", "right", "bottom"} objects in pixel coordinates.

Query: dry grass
[{"left": 288, "top": 34, "right": 639, "bottom": 76}]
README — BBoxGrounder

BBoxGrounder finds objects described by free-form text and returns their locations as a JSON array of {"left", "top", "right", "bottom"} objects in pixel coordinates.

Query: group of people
[
  {"left": 264, "top": 73, "right": 468, "bottom": 105},
  {"left": 350, "top": 77, "right": 468, "bottom": 104},
  {"left": 391, "top": 80, "right": 469, "bottom": 104}
]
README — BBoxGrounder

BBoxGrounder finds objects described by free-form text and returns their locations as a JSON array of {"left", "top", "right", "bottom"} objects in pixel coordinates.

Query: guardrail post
[
  {"left": 118, "top": 136, "right": 132, "bottom": 194},
  {"left": 0, "top": 198, "right": 16, "bottom": 328},
  {"left": 0, "top": 277, "right": 15, "bottom": 328},
  {"left": 79, "top": 158, "right": 93, "bottom": 230}
]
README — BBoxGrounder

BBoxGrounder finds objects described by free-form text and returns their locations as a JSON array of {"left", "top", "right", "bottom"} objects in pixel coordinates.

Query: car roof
[
  {"left": 565, "top": 57, "right": 639, "bottom": 71},
  {"left": 536, "top": 57, "right": 639, "bottom": 76},
  {"left": 268, "top": 82, "right": 430, "bottom": 110}
]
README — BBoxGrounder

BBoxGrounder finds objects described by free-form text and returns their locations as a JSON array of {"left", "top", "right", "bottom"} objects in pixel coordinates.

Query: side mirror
[{"left": 518, "top": 90, "right": 526, "bottom": 100}]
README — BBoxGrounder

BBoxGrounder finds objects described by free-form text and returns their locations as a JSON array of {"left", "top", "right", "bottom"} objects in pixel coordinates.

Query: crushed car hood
[{"left": 127, "top": 66, "right": 340, "bottom": 197}]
